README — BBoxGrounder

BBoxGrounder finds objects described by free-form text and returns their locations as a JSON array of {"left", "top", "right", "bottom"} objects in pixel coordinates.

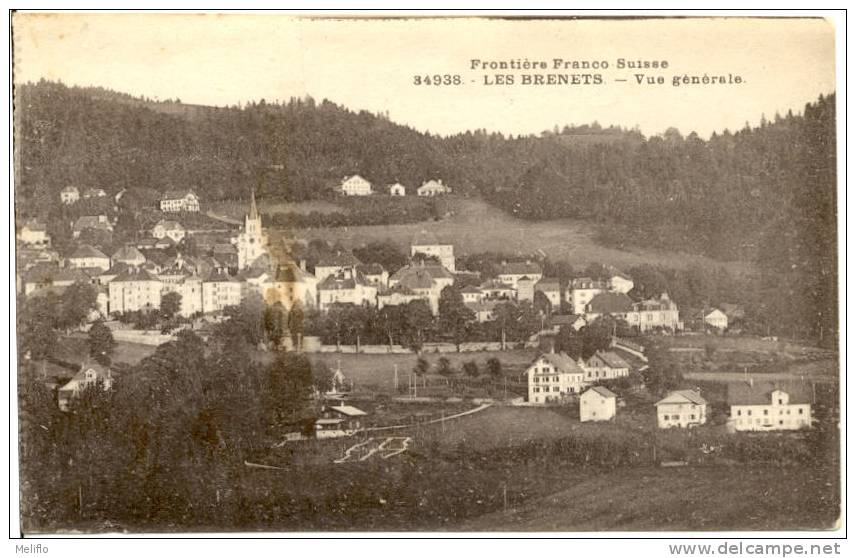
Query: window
[
  {"left": 779, "top": 420, "right": 784, "bottom": 425},
  {"left": 690, "top": 414, "right": 695, "bottom": 420},
  {"left": 778, "top": 398, "right": 783, "bottom": 405},
  {"left": 763, "top": 409, "right": 768, "bottom": 416},
  {"left": 737, "top": 409, "right": 742, "bottom": 416},
  {"left": 663, "top": 415, "right": 670, "bottom": 421},
  {"left": 798, "top": 408, "right": 804, "bottom": 415},
  {"left": 747, "top": 410, "right": 752, "bottom": 416}
]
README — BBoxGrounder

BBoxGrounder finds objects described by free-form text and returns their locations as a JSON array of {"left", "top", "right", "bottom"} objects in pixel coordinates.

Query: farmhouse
[
  {"left": 58, "top": 360, "right": 113, "bottom": 411},
  {"left": 411, "top": 230, "right": 455, "bottom": 272},
  {"left": 160, "top": 189, "right": 200, "bottom": 212},
  {"left": 340, "top": 175, "right": 373, "bottom": 196},
  {"left": 316, "top": 403, "right": 367, "bottom": 438},
  {"left": 526, "top": 350, "right": 587, "bottom": 404},
  {"left": 417, "top": 179, "right": 451, "bottom": 196},
  {"left": 60, "top": 186, "right": 80, "bottom": 204},
  {"left": 655, "top": 389, "right": 707, "bottom": 429},
  {"left": 583, "top": 350, "right": 631, "bottom": 382},
  {"left": 388, "top": 183, "right": 406, "bottom": 196},
  {"left": 580, "top": 386, "right": 617, "bottom": 422},
  {"left": 727, "top": 381, "right": 812, "bottom": 432}
]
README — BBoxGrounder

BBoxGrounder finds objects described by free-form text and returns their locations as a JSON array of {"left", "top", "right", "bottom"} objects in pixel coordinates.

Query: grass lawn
[
  {"left": 270, "top": 197, "right": 753, "bottom": 273},
  {"left": 460, "top": 464, "right": 840, "bottom": 531},
  {"left": 309, "top": 349, "right": 537, "bottom": 391}
]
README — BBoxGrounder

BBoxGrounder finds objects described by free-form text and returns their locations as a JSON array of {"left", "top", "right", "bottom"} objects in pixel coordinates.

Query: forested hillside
[{"left": 13, "top": 81, "right": 837, "bottom": 341}]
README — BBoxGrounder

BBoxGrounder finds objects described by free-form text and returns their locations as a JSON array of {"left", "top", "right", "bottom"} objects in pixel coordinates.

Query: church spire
[{"left": 249, "top": 187, "right": 259, "bottom": 220}]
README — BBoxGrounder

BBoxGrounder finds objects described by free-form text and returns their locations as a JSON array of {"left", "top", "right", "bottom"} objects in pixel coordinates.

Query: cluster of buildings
[
  {"left": 338, "top": 175, "right": 453, "bottom": 197},
  {"left": 526, "top": 348, "right": 814, "bottom": 432}
]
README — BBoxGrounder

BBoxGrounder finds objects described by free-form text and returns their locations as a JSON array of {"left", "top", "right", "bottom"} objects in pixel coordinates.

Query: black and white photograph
[{"left": 9, "top": 11, "right": 843, "bottom": 538}]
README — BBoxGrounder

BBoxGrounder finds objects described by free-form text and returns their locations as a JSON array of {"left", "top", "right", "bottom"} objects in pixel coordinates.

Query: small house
[
  {"left": 580, "top": 386, "right": 617, "bottom": 422},
  {"left": 655, "top": 389, "right": 707, "bottom": 429}
]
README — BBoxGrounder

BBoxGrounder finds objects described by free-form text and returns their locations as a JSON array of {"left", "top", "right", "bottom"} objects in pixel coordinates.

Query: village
[{"left": 15, "top": 174, "right": 835, "bottom": 458}]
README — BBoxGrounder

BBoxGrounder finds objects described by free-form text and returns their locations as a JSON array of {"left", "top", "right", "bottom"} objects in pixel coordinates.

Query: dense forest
[{"left": 14, "top": 81, "right": 837, "bottom": 342}]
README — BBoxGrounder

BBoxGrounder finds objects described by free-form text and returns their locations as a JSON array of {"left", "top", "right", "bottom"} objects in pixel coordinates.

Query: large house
[
  {"left": 67, "top": 245, "right": 111, "bottom": 271},
  {"left": 58, "top": 360, "right": 113, "bottom": 411},
  {"left": 17, "top": 218, "right": 50, "bottom": 248},
  {"left": 627, "top": 293, "right": 683, "bottom": 332},
  {"left": 655, "top": 389, "right": 708, "bottom": 429},
  {"left": 340, "top": 175, "right": 373, "bottom": 196},
  {"left": 201, "top": 270, "right": 243, "bottom": 314},
  {"left": 387, "top": 262, "right": 454, "bottom": 314},
  {"left": 315, "top": 251, "right": 362, "bottom": 283},
  {"left": 526, "top": 351, "right": 587, "bottom": 404},
  {"left": 727, "top": 381, "right": 812, "bottom": 432},
  {"left": 60, "top": 186, "right": 80, "bottom": 205},
  {"left": 417, "top": 179, "right": 451, "bottom": 196},
  {"left": 160, "top": 189, "right": 200, "bottom": 213},
  {"left": 152, "top": 219, "right": 186, "bottom": 243},
  {"left": 497, "top": 261, "right": 543, "bottom": 291},
  {"left": 317, "top": 270, "right": 378, "bottom": 311},
  {"left": 580, "top": 386, "right": 617, "bottom": 422},
  {"left": 108, "top": 268, "right": 163, "bottom": 315},
  {"left": 567, "top": 277, "right": 609, "bottom": 315},
  {"left": 583, "top": 351, "right": 631, "bottom": 382},
  {"left": 410, "top": 230, "right": 455, "bottom": 272}
]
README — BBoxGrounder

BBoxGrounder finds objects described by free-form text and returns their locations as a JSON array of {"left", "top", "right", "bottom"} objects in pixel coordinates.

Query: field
[
  {"left": 309, "top": 349, "right": 537, "bottom": 391},
  {"left": 270, "top": 197, "right": 754, "bottom": 273},
  {"left": 460, "top": 464, "right": 840, "bottom": 531}
]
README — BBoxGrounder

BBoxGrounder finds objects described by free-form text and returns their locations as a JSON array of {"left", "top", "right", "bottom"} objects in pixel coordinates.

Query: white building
[
  {"left": 388, "top": 183, "right": 406, "bottom": 196},
  {"left": 202, "top": 270, "right": 243, "bottom": 314},
  {"left": 417, "top": 179, "right": 451, "bottom": 196},
  {"left": 497, "top": 261, "right": 543, "bottom": 290},
  {"left": 608, "top": 270, "right": 634, "bottom": 294},
  {"left": 727, "top": 382, "right": 812, "bottom": 432},
  {"left": 568, "top": 277, "right": 609, "bottom": 315},
  {"left": 410, "top": 230, "right": 455, "bottom": 272},
  {"left": 580, "top": 386, "right": 617, "bottom": 422},
  {"left": 151, "top": 219, "right": 186, "bottom": 243},
  {"left": 628, "top": 293, "right": 683, "bottom": 332},
  {"left": 108, "top": 268, "right": 162, "bottom": 315},
  {"left": 234, "top": 190, "right": 269, "bottom": 270},
  {"left": 318, "top": 270, "right": 378, "bottom": 311},
  {"left": 67, "top": 245, "right": 111, "bottom": 271},
  {"left": 583, "top": 351, "right": 631, "bottom": 382},
  {"left": 526, "top": 351, "right": 587, "bottom": 404},
  {"left": 704, "top": 308, "right": 729, "bottom": 330},
  {"left": 160, "top": 190, "right": 200, "bottom": 212},
  {"left": 655, "top": 389, "right": 708, "bottom": 429},
  {"left": 60, "top": 186, "right": 80, "bottom": 205},
  {"left": 17, "top": 219, "right": 50, "bottom": 248},
  {"left": 340, "top": 175, "right": 373, "bottom": 196}
]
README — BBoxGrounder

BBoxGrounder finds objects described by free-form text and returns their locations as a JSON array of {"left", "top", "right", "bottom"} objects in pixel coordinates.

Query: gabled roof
[
  {"left": 533, "top": 351, "right": 585, "bottom": 375},
  {"left": 550, "top": 314, "right": 586, "bottom": 326},
  {"left": 726, "top": 381, "right": 813, "bottom": 406},
  {"left": 161, "top": 189, "right": 197, "bottom": 200},
  {"left": 411, "top": 229, "right": 446, "bottom": 246},
  {"left": 154, "top": 219, "right": 184, "bottom": 231},
  {"left": 203, "top": 269, "right": 239, "bottom": 283},
  {"left": 460, "top": 285, "right": 483, "bottom": 294},
  {"left": 535, "top": 277, "right": 561, "bottom": 290},
  {"left": 69, "top": 244, "right": 108, "bottom": 260},
  {"left": 73, "top": 216, "right": 112, "bottom": 232},
  {"left": 61, "top": 186, "right": 79, "bottom": 193},
  {"left": 319, "top": 274, "right": 357, "bottom": 291},
  {"left": 480, "top": 279, "right": 515, "bottom": 291},
  {"left": 390, "top": 263, "right": 453, "bottom": 283},
  {"left": 356, "top": 263, "right": 386, "bottom": 276},
  {"left": 571, "top": 277, "right": 608, "bottom": 290},
  {"left": 326, "top": 405, "right": 367, "bottom": 417},
  {"left": 396, "top": 269, "right": 435, "bottom": 290},
  {"left": 60, "top": 360, "right": 111, "bottom": 392},
  {"left": 587, "top": 292, "right": 633, "bottom": 314},
  {"left": 498, "top": 261, "right": 542, "bottom": 276},
  {"left": 588, "top": 350, "right": 630, "bottom": 369},
  {"left": 22, "top": 264, "right": 90, "bottom": 284},
  {"left": 112, "top": 268, "right": 159, "bottom": 283},
  {"left": 656, "top": 390, "right": 707, "bottom": 407},
  {"left": 585, "top": 386, "right": 618, "bottom": 399},
  {"left": 111, "top": 245, "right": 145, "bottom": 262},
  {"left": 316, "top": 251, "right": 362, "bottom": 268}
]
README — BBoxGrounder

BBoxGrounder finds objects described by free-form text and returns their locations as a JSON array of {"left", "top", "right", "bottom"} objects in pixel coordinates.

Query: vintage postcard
[{"left": 11, "top": 13, "right": 841, "bottom": 536}]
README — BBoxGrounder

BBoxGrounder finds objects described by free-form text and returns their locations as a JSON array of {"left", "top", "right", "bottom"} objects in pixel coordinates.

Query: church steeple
[{"left": 249, "top": 187, "right": 259, "bottom": 220}]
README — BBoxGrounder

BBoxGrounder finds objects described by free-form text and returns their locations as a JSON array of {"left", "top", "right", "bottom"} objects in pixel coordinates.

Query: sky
[{"left": 12, "top": 14, "right": 836, "bottom": 138}]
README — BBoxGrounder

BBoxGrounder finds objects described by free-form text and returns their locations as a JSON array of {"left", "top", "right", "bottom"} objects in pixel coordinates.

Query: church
[{"left": 233, "top": 189, "right": 269, "bottom": 270}]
